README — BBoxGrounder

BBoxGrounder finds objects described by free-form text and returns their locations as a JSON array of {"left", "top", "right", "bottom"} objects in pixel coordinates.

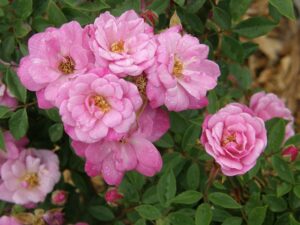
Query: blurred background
[{"left": 248, "top": 0, "right": 300, "bottom": 131}]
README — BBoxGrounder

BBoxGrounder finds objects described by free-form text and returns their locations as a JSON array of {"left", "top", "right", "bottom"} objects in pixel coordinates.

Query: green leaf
[
  {"left": 230, "top": 0, "right": 252, "bottom": 20},
  {"left": 48, "top": 123, "right": 64, "bottom": 142},
  {"left": 135, "top": 205, "right": 161, "bottom": 220},
  {"left": 293, "top": 185, "right": 300, "bottom": 198},
  {"left": 290, "top": 214, "right": 300, "bottom": 225},
  {"left": 14, "top": 0, "right": 33, "bottom": 18},
  {"left": 212, "top": 7, "right": 231, "bottom": 30},
  {"left": 263, "top": 195, "right": 287, "bottom": 212},
  {"left": 135, "top": 219, "right": 146, "bottom": 225},
  {"left": 221, "top": 36, "right": 244, "bottom": 63},
  {"left": 43, "top": 108, "right": 61, "bottom": 122},
  {"left": 234, "top": 17, "right": 276, "bottom": 39},
  {"left": 186, "top": 163, "right": 200, "bottom": 190},
  {"left": 14, "top": 20, "right": 31, "bottom": 38},
  {"left": 9, "top": 109, "right": 28, "bottom": 140},
  {"left": 229, "top": 64, "right": 252, "bottom": 90},
  {"left": 277, "top": 182, "right": 292, "bottom": 197},
  {"left": 32, "top": 16, "right": 52, "bottom": 32},
  {"left": 88, "top": 205, "right": 115, "bottom": 221},
  {"left": 142, "top": 186, "right": 158, "bottom": 204},
  {"left": 186, "top": 0, "right": 205, "bottom": 13},
  {"left": 48, "top": 1, "right": 68, "bottom": 26},
  {"left": 1, "top": 36, "right": 15, "bottom": 61},
  {"left": 157, "top": 170, "right": 176, "bottom": 207},
  {"left": 4, "top": 68, "right": 27, "bottom": 103},
  {"left": 181, "top": 124, "right": 201, "bottom": 151},
  {"left": 0, "top": 129, "right": 5, "bottom": 151},
  {"left": 269, "top": 0, "right": 295, "bottom": 20},
  {"left": 149, "top": 0, "right": 169, "bottom": 15},
  {"left": 0, "top": 0, "right": 9, "bottom": 6},
  {"left": 177, "top": 7, "right": 204, "bottom": 34},
  {"left": 212, "top": 208, "right": 232, "bottom": 222},
  {"left": 272, "top": 155, "right": 294, "bottom": 183},
  {"left": 170, "top": 191, "right": 202, "bottom": 205},
  {"left": 110, "top": 0, "right": 140, "bottom": 16},
  {"left": 207, "top": 90, "right": 218, "bottom": 114},
  {"left": 63, "top": 0, "right": 109, "bottom": 12},
  {"left": 248, "top": 206, "right": 267, "bottom": 225},
  {"left": 0, "top": 106, "right": 12, "bottom": 119},
  {"left": 155, "top": 132, "right": 174, "bottom": 148},
  {"left": 265, "top": 118, "right": 286, "bottom": 153},
  {"left": 174, "top": 0, "right": 184, "bottom": 6},
  {"left": 127, "top": 171, "right": 145, "bottom": 191},
  {"left": 222, "top": 217, "right": 242, "bottom": 225},
  {"left": 285, "top": 134, "right": 300, "bottom": 147},
  {"left": 195, "top": 203, "right": 212, "bottom": 225},
  {"left": 168, "top": 212, "right": 194, "bottom": 225},
  {"left": 208, "top": 192, "right": 241, "bottom": 209}
]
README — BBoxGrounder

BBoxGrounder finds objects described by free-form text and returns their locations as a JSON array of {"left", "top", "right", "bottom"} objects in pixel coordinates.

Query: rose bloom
[
  {"left": 18, "top": 21, "right": 94, "bottom": 109},
  {"left": 87, "top": 10, "right": 156, "bottom": 77},
  {"left": 250, "top": 91, "right": 295, "bottom": 140},
  {"left": 51, "top": 190, "right": 68, "bottom": 206},
  {"left": 0, "top": 149, "right": 60, "bottom": 204},
  {"left": 72, "top": 106, "right": 169, "bottom": 185},
  {"left": 201, "top": 103, "right": 267, "bottom": 176},
  {"left": 105, "top": 187, "right": 123, "bottom": 205},
  {"left": 58, "top": 73, "right": 142, "bottom": 143},
  {"left": 146, "top": 26, "right": 220, "bottom": 111},
  {"left": 0, "top": 73, "right": 17, "bottom": 108},
  {"left": 282, "top": 145, "right": 298, "bottom": 162},
  {"left": 0, "top": 216, "right": 21, "bottom": 225}
]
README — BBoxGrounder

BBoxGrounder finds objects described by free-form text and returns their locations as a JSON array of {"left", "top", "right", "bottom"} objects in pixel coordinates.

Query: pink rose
[
  {"left": 250, "top": 91, "right": 295, "bottom": 140},
  {"left": 201, "top": 103, "right": 267, "bottom": 176},
  {"left": 58, "top": 73, "right": 142, "bottom": 143},
  {"left": 87, "top": 10, "right": 156, "bottom": 77},
  {"left": 0, "top": 149, "right": 60, "bottom": 204},
  {"left": 0, "top": 216, "right": 22, "bottom": 225},
  {"left": 0, "top": 73, "right": 17, "bottom": 108},
  {"left": 72, "top": 106, "right": 169, "bottom": 185},
  {"left": 17, "top": 21, "right": 95, "bottom": 109},
  {"left": 146, "top": 27, "right": 220, "bottom": 111}
]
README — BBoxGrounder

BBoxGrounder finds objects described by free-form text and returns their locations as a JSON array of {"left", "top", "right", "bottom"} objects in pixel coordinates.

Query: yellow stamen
[
  {"left": 93, "top": 95, "right": 110, "bottom": 112},
  {"left": 111, "top": 40, "right": 125, "bottom": 53},
  {"left": 172, "top": 58, "right": 183, "bottom": 78},
  {"left": 134, "top": 75, "right": 147, "bottom": 98},
  {"left": 58, "top": 56, "right": 75, "bottom": 74},
  {"left": 221, "top": 134, "right": 236, "bottom": 147},
  {"left": 23, "top": 173, "right": 39, "bottom": 189}
]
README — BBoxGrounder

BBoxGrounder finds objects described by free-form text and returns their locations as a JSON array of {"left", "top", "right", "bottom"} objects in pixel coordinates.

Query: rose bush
[{"left": 0, "top": 0, "right": 299, "bottom": 225}]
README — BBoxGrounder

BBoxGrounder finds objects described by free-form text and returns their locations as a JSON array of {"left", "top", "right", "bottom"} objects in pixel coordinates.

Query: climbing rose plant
[{"left": 0, "top": 0, "right": 299, "bottom": 225}]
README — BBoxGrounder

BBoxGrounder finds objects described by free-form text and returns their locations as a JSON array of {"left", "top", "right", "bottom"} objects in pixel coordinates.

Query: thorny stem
[
  {"left": 204, "top": 162, "right": 220, "bottom": 202},
  {"left": 15, "top": 101, "right": 37, "bottom": 109},
  {"left": 0, "top": 58, "right": 17, "bottom": 67}
]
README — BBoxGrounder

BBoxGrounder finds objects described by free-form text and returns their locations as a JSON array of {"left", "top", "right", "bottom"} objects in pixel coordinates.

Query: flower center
[
  {"left": 58, "top": 56, "right": 75, "bottom": 75},
  {"left": 134, "top": 75, "right": 147, "bottom": 98},
  {"left": 111, "top": 40, "right": 125, "bottom": 53},
  {"left": 93, "top": 95, "right": 110, "bottom": 112},
  {"left": 172, "top": 58, "right": 183, "bottom": 78},
  {"left": 221, "top": 133, "right": 236, "bottom": 147},
  {"left": 22, "top": 173, "right": 39, "bottom": 189}
]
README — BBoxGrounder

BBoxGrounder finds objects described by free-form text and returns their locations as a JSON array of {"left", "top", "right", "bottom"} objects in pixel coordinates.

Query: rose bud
[
  {"left": 282, "top": 145, "right": 298, "bottom": 162},
  {"left": 105, "top": 187, "right": 123, "bottom": 205},
  {"left": 51, "top": 190, "right": 68, "bottom": 206}
]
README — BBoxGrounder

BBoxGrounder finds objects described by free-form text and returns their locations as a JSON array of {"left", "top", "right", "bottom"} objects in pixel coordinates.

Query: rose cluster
[{"left": 17, "top": 10, "right": 220, "bottom": 185}]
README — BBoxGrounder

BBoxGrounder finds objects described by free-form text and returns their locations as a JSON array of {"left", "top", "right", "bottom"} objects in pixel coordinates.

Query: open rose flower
[
  {"left": 201, "top": 103, "right": 267, "bottom": 176},
  {"left": 18, "top": 21, "right": 94, "bottom": 109},
  {"left": 0, "top": 216, "right": 21, "bottom": 225},
  {"left": 87, "top": 10, "right": 156, "bottom": 77},
  {"left": 0, "top": 73, "right": 17, "bottom": 108},
  {"left": 0, "top": 149, "right": 60, "bottom": 204},
  {"left": 58, "top": 73, "right": 142, "bottom": 143},
  {"left": 72, "top": 106, "right": 169, "bottom": 185},
  {"left": 146, "top": 26, "right": 220, "bottom": 111},
  {"left": 249, "top": 91, "right": 295, "bottom": 140}
]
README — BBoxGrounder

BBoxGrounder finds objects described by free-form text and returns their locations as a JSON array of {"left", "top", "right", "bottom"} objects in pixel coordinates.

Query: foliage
[{"left": 0, "top": 0, "right": 299, "bottom": 224}]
